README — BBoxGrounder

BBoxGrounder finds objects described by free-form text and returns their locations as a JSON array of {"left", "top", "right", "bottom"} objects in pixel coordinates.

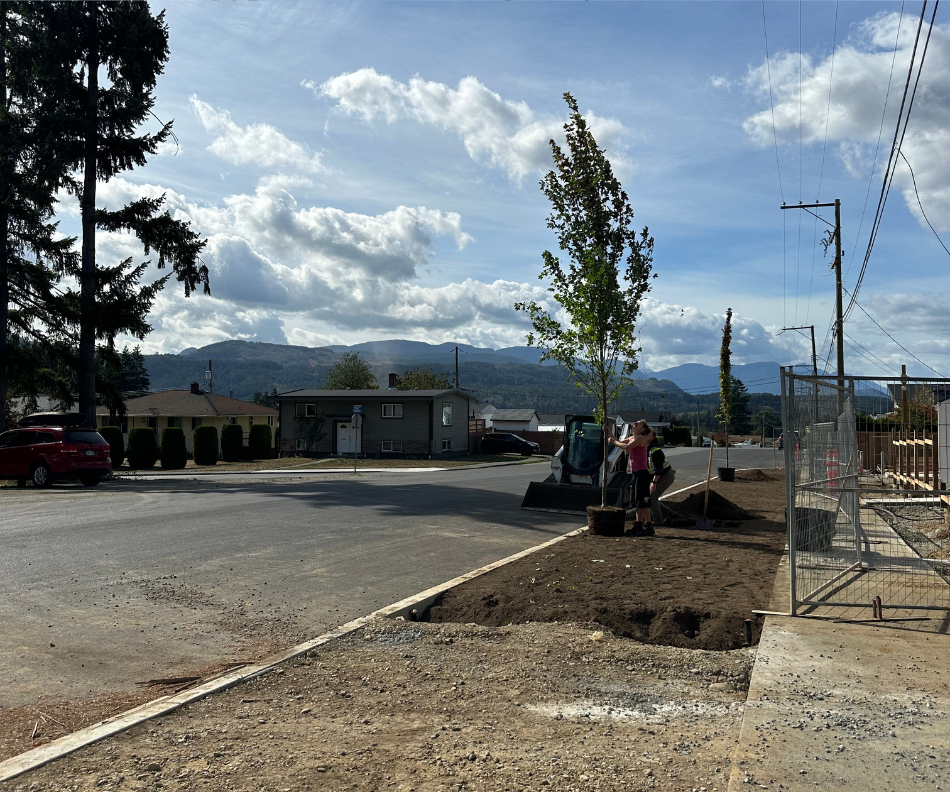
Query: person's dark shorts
[{"left": 633, "top": 470, "right": 652, "bottom": 508}]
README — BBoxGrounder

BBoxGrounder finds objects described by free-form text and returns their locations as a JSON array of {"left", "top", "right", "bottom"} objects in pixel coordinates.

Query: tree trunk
[
  {"left": 0, "top": 5, "right": 8, "bottom": 434},
  {"left": 78, "top": 1, "right": 98, "bottom": 428},
  {"left": 601, "top": 381, "right": 608, "bottom": 508}
]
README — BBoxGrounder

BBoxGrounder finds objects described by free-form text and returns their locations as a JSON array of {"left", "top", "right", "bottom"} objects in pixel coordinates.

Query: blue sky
[{"left": 68, "top": 1, "right": 949, "bottom": 376}]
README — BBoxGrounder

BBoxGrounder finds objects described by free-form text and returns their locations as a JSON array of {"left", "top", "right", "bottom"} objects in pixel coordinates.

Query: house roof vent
[{"left": 190, "top": 382, "right": 201, "bottom": 394}]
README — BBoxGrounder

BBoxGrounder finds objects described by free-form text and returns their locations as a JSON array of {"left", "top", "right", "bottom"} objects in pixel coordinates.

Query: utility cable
[
  {"left": 900, "top": 149, "right": 950, "bottom": 259},
  {"left": 762, "top": 0, "right": 785, "bottom": 202}
]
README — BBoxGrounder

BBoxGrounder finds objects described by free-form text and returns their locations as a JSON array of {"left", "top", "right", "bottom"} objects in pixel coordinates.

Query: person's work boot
[
  {"left": 625, "top": 521, "right": 643, "bottom": 537},
  {"left": 641, "top": 523, "right": 655, "bottom": 536}
]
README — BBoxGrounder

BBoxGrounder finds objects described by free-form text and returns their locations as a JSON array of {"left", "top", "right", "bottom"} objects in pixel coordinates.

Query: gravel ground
[
  {"left": 871, "top": 501, "right": 950, "bottom": 583},
  {"left": 8, "top": 619, "right": 754, "bottom": 792}
]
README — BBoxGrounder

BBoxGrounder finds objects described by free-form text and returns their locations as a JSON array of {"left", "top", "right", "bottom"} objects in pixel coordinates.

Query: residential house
[
  {"left": 537, "top": 413, "right": 567, "bottom": 432},
  {"left": 488, "top": 409, "right": 539, "bottom": 433},
  {"left": 275, "top": 386, "right": 471, "bottom": 458},
  {"left": 613, "top": 410, "right": 672, "bottom": 433},
  {"left": 96, "top": 383, "right": 278, "bottom": 454}
]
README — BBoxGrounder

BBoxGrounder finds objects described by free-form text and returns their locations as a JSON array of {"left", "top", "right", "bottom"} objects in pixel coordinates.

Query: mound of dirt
[
  {"left": 670, "top": 489, "right": 755, "bottom": 521},
  {"left": 737, "top": 469, "right": 771, "bottom": 481}
]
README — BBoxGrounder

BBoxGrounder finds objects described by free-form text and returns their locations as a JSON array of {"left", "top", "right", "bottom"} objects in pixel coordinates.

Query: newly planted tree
[
  {"left": 718, "top": 308, "right": 733, "bottom": 471},
  {"left": 516, "top": 93, "right": 654, "bottom": 508}
]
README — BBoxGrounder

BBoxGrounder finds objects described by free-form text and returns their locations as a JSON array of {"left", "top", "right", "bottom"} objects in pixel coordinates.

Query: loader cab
[{"left": 561, "top": 416, "right": 604, "bottom": 483}]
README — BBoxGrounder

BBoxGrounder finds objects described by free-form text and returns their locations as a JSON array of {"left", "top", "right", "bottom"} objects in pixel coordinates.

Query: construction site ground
[{"left": 6, "top": 472, "right": 784, "bottom": 790}]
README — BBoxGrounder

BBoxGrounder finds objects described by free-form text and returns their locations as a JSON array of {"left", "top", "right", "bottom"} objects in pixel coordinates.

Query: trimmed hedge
[
  {"left": 221, "top": 424, "right": 243, "bottom": 462},
  {"left": 248, "top": 424, "right": 272, "bottom": 460},
  {"left": 99, "top": 426, "right": 124, "bottom": 466},
  {"left": 160, "top": 427, "right": 188, "bottom": 469},
  {"left": 664, "top": 426, "right": 692, "bottom": 447},
  {"left": 126, "top": 428, "right": 158, "bottom": 469},
  {"left": 193, "top": 425, "right": 219, "bottom": 466}
]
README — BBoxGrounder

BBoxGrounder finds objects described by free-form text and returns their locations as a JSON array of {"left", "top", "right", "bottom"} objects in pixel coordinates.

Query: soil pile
[
  {"left": 736, "top": 469, "right": 773, "bottom": 482},
  {"left": 670, "top": 489, "right": 755, "bottom": 521}
]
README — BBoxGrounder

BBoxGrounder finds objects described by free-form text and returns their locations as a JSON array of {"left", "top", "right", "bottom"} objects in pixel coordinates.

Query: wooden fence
[{"left": 890, "top": 428, "right": 941, "bottom": 491}]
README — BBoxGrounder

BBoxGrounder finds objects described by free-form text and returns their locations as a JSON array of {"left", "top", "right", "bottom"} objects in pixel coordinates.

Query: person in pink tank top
[{"left": 608, "top": 420, "right": 654, "bottom": 536}]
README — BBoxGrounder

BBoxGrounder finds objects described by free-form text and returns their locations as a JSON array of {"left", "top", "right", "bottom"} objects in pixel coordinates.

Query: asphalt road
[{"left": 0, "top": 449, "right": 780, "bottom": 708}]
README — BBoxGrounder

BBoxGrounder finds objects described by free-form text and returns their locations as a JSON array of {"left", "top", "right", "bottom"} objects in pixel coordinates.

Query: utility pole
[
  {"left": 781, "top": 200, "right": 844, "bottom": 410},
  {"left": 781, "top": 325, "right": 817, "bottom": 376},
  {"left": 455, "top": 346, "right": 459, "bottom": 389}
]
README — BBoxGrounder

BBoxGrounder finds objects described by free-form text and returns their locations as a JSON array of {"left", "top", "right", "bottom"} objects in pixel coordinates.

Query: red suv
[{"left": 0, "top": 427, "right": 112, "bottom": 488}]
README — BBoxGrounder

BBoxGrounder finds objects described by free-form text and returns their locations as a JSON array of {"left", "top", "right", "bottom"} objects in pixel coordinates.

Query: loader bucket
[{"left": 521, "top": 481, "right": 627, "bottom": 514}]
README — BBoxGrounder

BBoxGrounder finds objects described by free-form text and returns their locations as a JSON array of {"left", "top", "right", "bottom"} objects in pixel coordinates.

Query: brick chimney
[
  {"left": 190, "top": 382, "right": 201, "bottom": 394},
  {"left": 388, "top": 373, "right": 398, "bottom": 390}
]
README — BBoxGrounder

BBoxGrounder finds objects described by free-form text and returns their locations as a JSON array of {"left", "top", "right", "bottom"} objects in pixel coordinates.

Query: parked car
[
  {"left": 777, "top": 431, "right": 799, "bottom": 450},
  {"left": 480, "top": 432, "right": 540, "bottom": 456},
  {"left": 0, "top": 427, "right": 112, "bottom": 488},
  {"left": 701, "top": 438, "right": 717, "bottom": 447}
]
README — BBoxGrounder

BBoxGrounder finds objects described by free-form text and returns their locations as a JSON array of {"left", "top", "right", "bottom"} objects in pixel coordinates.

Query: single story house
[
  {"left": 96, "top": 383, "right": 278, "bottom": 454},
  {"left": 488, "top": 409, "right": 539, "bottom": 433},
  {"left": 275, "top": 387, "right": 471, "bottom": 459},
  {"left": 537, "top": 413, "right": 567, "bottom": 432}
]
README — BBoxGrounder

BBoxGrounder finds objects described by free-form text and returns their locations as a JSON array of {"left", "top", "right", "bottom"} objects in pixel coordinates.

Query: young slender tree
[
  {"left": 52, "top": 1, "right": 208, "bottom": 427},
  {"left": 516, "top": 93, "right": 655, "bottom": 507},
  {"left": 718, "top": 308, "right": 733, "bottom": 468}
]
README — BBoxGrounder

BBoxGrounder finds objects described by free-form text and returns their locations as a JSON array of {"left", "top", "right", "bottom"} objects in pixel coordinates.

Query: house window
[
  {"left": 382, "top": 403, "right": 403, "bottom": 418},
  {"left": 167, "top": 417, "right": 182, "bottom": 429},
  {"left": 381, "top": 440, "right": 403, "bottom": 452},
  {"left": 191, "top": 417, "right": 202, "bottom": 430},
  {"left": 267, "top": 416, "right": 274, "bottom": 426},
  {"left": 229, "top": 417, "right": 237, "bottom": 425},
  {"left": 441, "top": 438, "right": 452, "bottom": 452},
  {"left": 296, "top": 403, "right": 317, "bottom": 418},
  {"left": 147, "top": 417, "right": 157, "bottom": 431},
  {"left": 296, "top": 439, "right": 311, "bottom": 452},
  {"left": 249, "top": 415, "right": 254, "bottom": 426},
  {"left": 442, "top": 402, "right": 453, "bottom": 427}
]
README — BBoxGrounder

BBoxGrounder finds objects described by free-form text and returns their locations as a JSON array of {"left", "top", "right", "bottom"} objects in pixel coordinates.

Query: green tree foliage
[
  {"left": 252, "top": 387, "right": 278, "bottom": 409},
  {"left": 0, "top": 3, "right": 79, "bottom": 432},
  {"left": 396, "top": 367, "right": 451, "bottom": 390},
  {"left": 248, "top": 424, "right": 272, "bottom": 460},
  {"left": 752, "top": 405, "right": 781, "bottom": 437},
  {"left": 323, "top": 351, "right": 378, "bottom": 390},
  {"left": 48, "top": 1, "right": 209, "bottom": 426},
  {"left": 221, "top": 423, "right": 243, "bottom": 462},
  {"left": 295, "top": 412, "right": 326, "bottom": 454},
  {"left": 98, "top": 425, "right": 124, "bottom": 466},
  {"left": 193, "top": 425, "right": 218, "bottom": 466},
  {"left": 729, "top": 376, "right": 751, "bottom": 434},
  {"left": 515, "top": 93, "right": 654, "bottom": 506},
  {"left": 159, "top": 426, "right": 186, "bottom": 469},
  {"left": 126, "top": 427, "right": 157, "bottom": 469},
  {"left": 718, "top": 308, "right": 733, "bottom": 465}
]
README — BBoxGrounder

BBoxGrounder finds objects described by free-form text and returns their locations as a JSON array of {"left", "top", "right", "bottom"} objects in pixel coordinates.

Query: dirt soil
[
  {"left": 429, "top": 473, "right": 787, "bottom": 651},
  {"left": 9, "top": 620, "right": 753, "bottom": 792},
  {"left": 5, "top": 471, "right": 785, "bottom": 791}
]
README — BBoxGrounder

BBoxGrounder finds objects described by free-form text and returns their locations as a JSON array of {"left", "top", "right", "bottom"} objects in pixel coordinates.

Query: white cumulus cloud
[
  {"left": 190, "top": 95, "right": 324, "bottom": 173},
  {"left": 312, "top": 68, "right": 630, "bottom": 182},
  {"left": 742, "top": 12, "right": 950, "bottom": 230}
]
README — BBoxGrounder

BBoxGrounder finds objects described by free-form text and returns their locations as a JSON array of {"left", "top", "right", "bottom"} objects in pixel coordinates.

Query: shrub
[
  {"left": 248, "top": 424, "right": 272, "bottom": 459},
  {"left": 663, "top": 426, "right": 692, "bottom": 447},
  {"left": 221, "top": 424, "right": 243, "bottom": 462},
  {"left": 126, "top": 428, "right": 158, "bottom": 469},
  {"left": 193, "top": 425, "right": 219, "bottom": 466},
  {"left": 160, "top": 427, "right": 188, "bottom": 469},
  {"left": 99, "top": 426, "right": 124, "bottom": 466}
]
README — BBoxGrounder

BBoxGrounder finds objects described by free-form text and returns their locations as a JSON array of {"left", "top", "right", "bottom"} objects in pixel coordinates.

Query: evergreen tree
[
  {"left": 51, "top": 1, "right": 208, "bottom": 426},
  {"left": 252, "top": 387, "right": 279, "bottom": 409},
  {"left": 729, "top": 376, "right": 751, "bottom": 434},
  {"left": 323, "top": 352, "right": 378, "bottom": 390},
  {"left": 0, "top": 3, "right": 78, "bottom": 431}
]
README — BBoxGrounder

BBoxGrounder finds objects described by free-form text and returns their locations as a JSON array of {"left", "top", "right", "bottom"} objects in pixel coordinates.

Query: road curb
[{"left": 0, "top": 522, "right": 585, "bottom": 783}]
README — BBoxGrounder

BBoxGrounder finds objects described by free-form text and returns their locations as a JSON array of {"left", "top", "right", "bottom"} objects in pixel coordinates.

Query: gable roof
[
  {"left": 489, "top": 409, "right": 539, "bottom": 422},
  {"left": 276, "top": 388, "right": 470, "bottom": 399},
  {"left": 615, "top": 410, "right": 670, "bottom": 424},
  {"left": 95, "top": 390, "right": 277, "bottom": 418}
]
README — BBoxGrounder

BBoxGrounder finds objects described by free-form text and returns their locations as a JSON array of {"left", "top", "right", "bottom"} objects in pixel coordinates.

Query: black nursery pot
[{"left": 718, "top": 467, "right": 736, "bottom": 482}]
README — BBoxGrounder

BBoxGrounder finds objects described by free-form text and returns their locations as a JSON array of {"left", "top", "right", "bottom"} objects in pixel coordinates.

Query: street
[{"left": 0, "top": 449, "right": 779, "bottom": 710}]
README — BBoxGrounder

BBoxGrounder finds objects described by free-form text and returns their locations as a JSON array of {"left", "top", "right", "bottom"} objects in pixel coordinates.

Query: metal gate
[{"left": 782, "top": 369, "right": 950, "bottom": 616}]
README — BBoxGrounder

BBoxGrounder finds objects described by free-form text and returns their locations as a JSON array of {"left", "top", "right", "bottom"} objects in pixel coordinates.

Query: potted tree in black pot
[{"left": 718, "top": 308, "right": 736, "bottom": 482}]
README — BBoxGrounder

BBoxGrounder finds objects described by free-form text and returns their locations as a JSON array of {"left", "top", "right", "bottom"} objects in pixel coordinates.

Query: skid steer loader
[{"left": 520, "top": 415, "right": 634, "bottom": 514}]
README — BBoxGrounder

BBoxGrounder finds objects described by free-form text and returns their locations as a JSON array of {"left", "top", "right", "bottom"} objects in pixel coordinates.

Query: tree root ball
[{"left": 587, "top": 506, "right": 625, "bottom": 536}]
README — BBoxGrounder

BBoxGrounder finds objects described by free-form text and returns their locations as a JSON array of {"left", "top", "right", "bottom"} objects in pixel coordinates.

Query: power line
[
  {"left": 843, "top": 332, "right": 902, "bottom": 375},
  {"left": 843, "top": 286, "right": 946, "bottom": 377},
  {"left": 844, "top": 2, "right": 906, "bottom": 280},
  {"left": 900, "top": 150, "right": 950, "bottom": 258},
  {"left": 846, "top": 1, "right": 936, "bottom": 320},
  {"left": 761, "top": 0, "right": 785, "bottom": 202}
]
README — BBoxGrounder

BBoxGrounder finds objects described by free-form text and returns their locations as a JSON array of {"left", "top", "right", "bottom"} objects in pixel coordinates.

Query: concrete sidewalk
[{"left": 728, "top": 556, "right": 950, "bottom": 790}]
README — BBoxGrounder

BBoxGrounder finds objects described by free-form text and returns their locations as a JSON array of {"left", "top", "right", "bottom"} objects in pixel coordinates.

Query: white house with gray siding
[{"left": 276, "top": 388, "right": 471, "bottom": 459}]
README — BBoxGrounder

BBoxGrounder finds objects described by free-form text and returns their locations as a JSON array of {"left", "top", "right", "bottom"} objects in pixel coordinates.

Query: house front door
[{"left": 337, "top": 422, "right": 360, "bottom": 454}]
